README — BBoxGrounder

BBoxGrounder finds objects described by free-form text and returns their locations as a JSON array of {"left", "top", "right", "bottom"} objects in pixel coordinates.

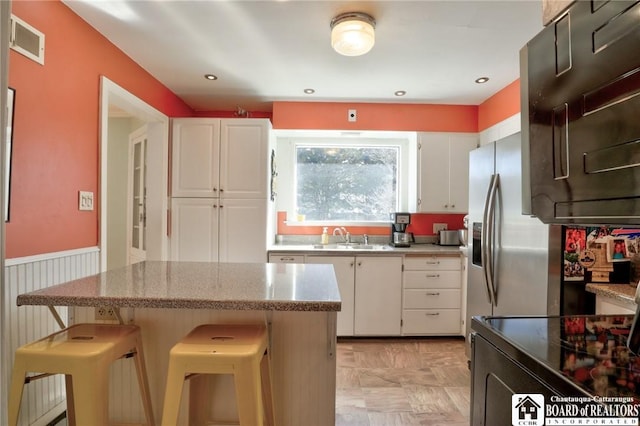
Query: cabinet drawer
[
  {"left": 402, "top": 309, "right": 461, "bottom": 335},
  {"left": 403, "top": 270, "right": 461, "bottom": 289},
  {"left": 268, "top": 254, "right": 305, "bottom": 263},
  {"left": 403, "top": 289, "right": 460, "bottom": 309},
  {"left": 404, "top": 256, "right": 460, "bottom": 271}
]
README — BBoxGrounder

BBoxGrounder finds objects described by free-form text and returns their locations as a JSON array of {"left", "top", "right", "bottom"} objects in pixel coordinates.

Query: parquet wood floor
[{"left": 336, "top": 337, "right": 470, "bottom": 426}]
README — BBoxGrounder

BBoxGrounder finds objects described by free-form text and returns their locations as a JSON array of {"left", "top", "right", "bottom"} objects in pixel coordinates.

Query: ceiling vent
[{"left": 10, "top": 14, "right": 45, "bottom": 65}]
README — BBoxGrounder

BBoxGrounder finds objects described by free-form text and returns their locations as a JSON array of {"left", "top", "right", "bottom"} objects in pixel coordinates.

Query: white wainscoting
[{"left": 4, "top": 247, "right": 100, "bottom": 426}]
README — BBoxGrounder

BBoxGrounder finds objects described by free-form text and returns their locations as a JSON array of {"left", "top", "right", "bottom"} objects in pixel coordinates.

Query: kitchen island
[{"left": 17, "top": 261, "right": 340, "bottom": 426}]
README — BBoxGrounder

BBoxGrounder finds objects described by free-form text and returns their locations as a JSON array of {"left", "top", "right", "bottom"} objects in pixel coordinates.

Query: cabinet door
[
  {"left": 220, "top": 119, "right": 270, "bottom": 199},
  {"left": 418, "top": 133, "right": 449, "bottom": 212},
  {"left": 306, "top": 256, "right": 356, "bottom": 336},
  {"left": 418, "top": 132, "right": 477, "bottom": 213},
  {"left": 170, "top": 198, "right": 218, "bottom": 261},
  {"left": 218, "top": 198, "right": 268, "bottom": 263},
  {"left": 172, "top": 119, "right": 220, "bottom": 198},
  {"left": 447, "top": 133, "right": 478, "bottom": 212},
  {"left": 354, "top": 256, "right": 403, "bottom": 336}
]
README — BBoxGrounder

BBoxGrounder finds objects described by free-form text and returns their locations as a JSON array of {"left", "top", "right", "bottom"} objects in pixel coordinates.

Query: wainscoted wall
[{"left": 5, "top": 247, "right": 99, "bottom": 426}]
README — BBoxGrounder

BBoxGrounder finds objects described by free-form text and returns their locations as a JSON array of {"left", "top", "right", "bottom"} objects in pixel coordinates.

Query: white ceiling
[{"left": 62, "top": 0, "right": 544, "bottom": 113}]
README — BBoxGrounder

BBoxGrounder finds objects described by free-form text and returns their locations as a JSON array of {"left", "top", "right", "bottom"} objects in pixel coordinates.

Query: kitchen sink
[{"left": 311, "top": 243, "right": 391, "bottom": 250}]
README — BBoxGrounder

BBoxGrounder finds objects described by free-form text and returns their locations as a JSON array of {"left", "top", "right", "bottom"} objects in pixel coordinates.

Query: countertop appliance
[
  {"left": 521, "top": 0, "right": 640, "bottom": 224},
  {"left": 390, "top": 212, "right": 411, "bottom": 247},
  {"left": 471, "top": 315, "right": 639, "bottom": 426},
  {"left": 437, "top": 230, "right": 460, "bottom": 246},
  {"left": 465, "top": 133, "right": 563, "bottom": 356}
]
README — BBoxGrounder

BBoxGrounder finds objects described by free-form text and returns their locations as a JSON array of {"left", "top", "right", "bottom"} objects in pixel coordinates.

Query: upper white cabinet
[
  {"left": 417, "top": 132, "right": 478, "bottom": 213},
  {"left": 170, "top": 118, "right": 272, "bottom": 263},
  {"left": 172, "top": 118, "right": 270, "bottom": 199}
]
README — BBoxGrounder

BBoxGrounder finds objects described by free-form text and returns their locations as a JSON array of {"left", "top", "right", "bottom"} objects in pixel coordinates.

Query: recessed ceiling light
[
  {"left": 475, "top": 77, "right": 489, "bottom": 84},
  {"left": 204, "top": 74, "right": 218, "bottom": 80},
  {"left": 304, "top": 88, "right": 315, "bottom": 94},
  {"left": 394, "top": 90, "right": 406, "bottom": 97}
]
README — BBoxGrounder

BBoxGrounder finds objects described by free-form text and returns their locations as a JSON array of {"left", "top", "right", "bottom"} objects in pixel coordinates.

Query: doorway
[{"left": 99, "top": 77, "right": 169, "bottom": 271}]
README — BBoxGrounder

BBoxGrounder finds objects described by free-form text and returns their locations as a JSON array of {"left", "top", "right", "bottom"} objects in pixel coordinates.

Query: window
[
  {"left": 275, "top": 131, "right": 417, "bottom": 225},
  {"left": 296, "top": 145, "right": 398, "bottom": 221}
]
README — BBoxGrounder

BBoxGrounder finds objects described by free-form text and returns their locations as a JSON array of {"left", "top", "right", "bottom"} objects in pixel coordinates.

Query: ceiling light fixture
[
  {"left": 394, "top": 90, "right": 406, "bottom": 97},
  {"left": 304, "top": 88, "right": 315, "bottom": 94},
  {"left": 330, "top": 12, "right": 376, "bottom": 56},
  {"left": 475, "top": 77, "right": 489, "bottom": 84},
  {"left": 204, "top": 74, "right": 218, "bottom": 80}
]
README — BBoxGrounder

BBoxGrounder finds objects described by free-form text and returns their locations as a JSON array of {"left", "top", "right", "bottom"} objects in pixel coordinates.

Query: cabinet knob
[
  {"left": 350, "top": 262, "right": 354, "bottom": 267},
  {"left": 357, "top": 261, "right": 362, "bottom": 267},
  {"left": 220, "top": 188, "right": 224, "bottom": 193},
  {"left": 213, "top": 187, "right": 218, "bottom": 192},
  {"left": 444, "top": 204, "right": 448, "bottom": 208},
  {"left": 451, "top": 204, "right": 455, "bottom": 208}
]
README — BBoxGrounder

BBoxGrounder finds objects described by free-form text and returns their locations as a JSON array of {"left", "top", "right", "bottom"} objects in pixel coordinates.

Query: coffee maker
[{"left": 390, "top": 212, "right": 411, "bottom": 247}]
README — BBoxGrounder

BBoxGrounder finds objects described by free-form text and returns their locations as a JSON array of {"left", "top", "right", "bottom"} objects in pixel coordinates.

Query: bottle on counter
[{"left": 321, "top": 227, "right": 329, "bottom": 245}]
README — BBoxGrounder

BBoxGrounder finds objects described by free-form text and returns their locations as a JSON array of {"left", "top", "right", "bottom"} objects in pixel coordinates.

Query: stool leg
[
  {"left": 65, "top": 375, "right": 77, "bottom": 426},
  {"left": 161, "top": 360, "right": 186, "bottom": 426},
  {"left": 133, "top": 337, "right": 155, "bottom": 426},
  {"left": 261, "top": 352, "right": 275, "bottom": 426},
  {"left": 71, "top": 368, "right": 109, "bottom": 426},
  {"left": 234, "top": 361, "right": 264, "bottom": 426},
  {"left": 8, "top": 362, "right": 26, "bottom": 426}
]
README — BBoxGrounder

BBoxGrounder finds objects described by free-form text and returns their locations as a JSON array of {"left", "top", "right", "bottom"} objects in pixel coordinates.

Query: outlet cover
[
  {"left": 95, "top": 306, "right": 117, "bottom": 320},
  {"left": 348, "top": 109, "right": 357, "bottom": 122},
  {"left": 433, "top": 223, "right": 448, "bottom": 233},
  {"left": 79, "top": 191, "right": 94, "bottom": 211}
]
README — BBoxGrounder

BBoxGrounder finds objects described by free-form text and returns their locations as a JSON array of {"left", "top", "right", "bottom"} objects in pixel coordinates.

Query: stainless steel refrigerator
[{"left": 465, "top": 132, "right": 562, "bottom": 354}]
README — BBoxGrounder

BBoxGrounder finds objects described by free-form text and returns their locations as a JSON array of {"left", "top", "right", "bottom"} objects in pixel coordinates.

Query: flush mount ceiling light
[
  {"left": 204, "top": 74, "right": 218, "bottom": 80},
  {"left": 330, "top": 12, "right": 376, "bottom": 56},
  {"left": 304, "top": 88, "right": 315, "bottom": 94},
  {"left": 394, "top": 90, "right": 407, "bottom": 97},
  {"left": 475, "top": 76, "right": 489, "bottom": 84}
]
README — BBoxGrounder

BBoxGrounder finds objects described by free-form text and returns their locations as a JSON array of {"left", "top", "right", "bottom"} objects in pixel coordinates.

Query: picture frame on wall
[{"left": 6, "top": 87, "right": 14, "bottom": 222}]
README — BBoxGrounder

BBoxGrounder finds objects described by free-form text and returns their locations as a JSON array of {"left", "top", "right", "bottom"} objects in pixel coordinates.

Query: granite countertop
[
  {"left": 16, "top": 261, "right": 341, "bottom": 312},
  {"left": 268, "top": 243, "right": 464, "bottom": 255},
  {"left": 585, "top": 282, "right": 637, "bottom": 306}
]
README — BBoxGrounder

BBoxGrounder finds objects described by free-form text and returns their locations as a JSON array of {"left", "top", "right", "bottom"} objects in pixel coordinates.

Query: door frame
[{"left": 99, "top": 76, "right": 169, "bottom": 271}]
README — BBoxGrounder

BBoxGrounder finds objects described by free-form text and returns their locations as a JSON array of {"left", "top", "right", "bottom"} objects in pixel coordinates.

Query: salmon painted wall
[
  {"left": 272, "top": 101, "right": 478, "bottom": 132},
  {"left": 7, "top": 0, "right": 193, "bottom": 258},
  {"left": 271, "top": 82, "right": 520, "bottom": 237}
]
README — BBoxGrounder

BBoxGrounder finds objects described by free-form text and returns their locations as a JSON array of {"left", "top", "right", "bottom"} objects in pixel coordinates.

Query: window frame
[{"left": 274, "top": 130, "right": 418, "bottom": 227}]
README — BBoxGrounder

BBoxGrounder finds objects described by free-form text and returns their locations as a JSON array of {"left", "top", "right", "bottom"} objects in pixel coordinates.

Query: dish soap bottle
[{"left": 321, "top": 227, "right": 329, "bottom": 245}]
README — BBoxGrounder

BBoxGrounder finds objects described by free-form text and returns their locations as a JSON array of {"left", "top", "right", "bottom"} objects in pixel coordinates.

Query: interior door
[{"left": 128, "top": 128, "right": 147, "bottom": 264}]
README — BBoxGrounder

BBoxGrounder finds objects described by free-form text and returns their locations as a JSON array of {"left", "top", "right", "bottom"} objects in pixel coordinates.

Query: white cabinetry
[
  {"left": 170, "top": 118, "right": 271, "bottom": 263},
  {"left": 354, "top": 256, "right": 403, "bottom": 336},
  {"left": 306, "top": 256, "right": 357, "bottom": 336},
  {"left": 417, "top": 132, "right": 478, "bottom": 213},
  {"left": 595, "top": 295, "right": 636, "bottom": 315},
  {"left": 402, "top": 255, "right": 463, "bottom": 335}
]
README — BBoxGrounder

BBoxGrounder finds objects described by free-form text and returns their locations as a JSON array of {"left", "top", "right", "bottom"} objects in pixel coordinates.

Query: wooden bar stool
[
  {"left": 161, "top": 323, "right": 274, "bottom": 426},
  {"left": 8, "top": 323, "right": 155, "bottom": 426}
]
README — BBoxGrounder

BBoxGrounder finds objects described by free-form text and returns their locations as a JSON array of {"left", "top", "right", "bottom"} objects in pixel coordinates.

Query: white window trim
[{"left": 274, "top": 130, "right": 417, "bottom": 226}]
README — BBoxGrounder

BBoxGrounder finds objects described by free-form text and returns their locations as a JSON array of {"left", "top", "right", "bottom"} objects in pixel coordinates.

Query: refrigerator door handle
[
  {"left": 481, "top": 174, "right": 496, "bottom": 305},
  {"left": 486, "top": 173, "right": 500, "bottom": 307}
]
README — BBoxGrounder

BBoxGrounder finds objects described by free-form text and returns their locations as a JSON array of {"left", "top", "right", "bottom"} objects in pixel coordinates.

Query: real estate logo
[{"left": 512, "top": 394, "right": 544, "bottom": 426}]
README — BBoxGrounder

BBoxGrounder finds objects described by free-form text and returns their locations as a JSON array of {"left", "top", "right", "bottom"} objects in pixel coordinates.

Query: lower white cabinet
[
  {"left": 353, "top": 256, "right": 403, "bottom": 336},
  {"left": 402, "top": 255, "right": 463, "bottom": 336},
  {"left": 595, "top": 294, "right": 636, "bottom": 315},
  {"left": 306, "top": 256, "right": 356, "bottom": 336},
  {"left": 171, "top": 198, "right": 267, "bottom": 262}
]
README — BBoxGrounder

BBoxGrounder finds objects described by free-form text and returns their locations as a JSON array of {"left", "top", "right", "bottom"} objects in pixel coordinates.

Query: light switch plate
[{"left": 79, "top": 191, "right": 94, "bottom": 211}]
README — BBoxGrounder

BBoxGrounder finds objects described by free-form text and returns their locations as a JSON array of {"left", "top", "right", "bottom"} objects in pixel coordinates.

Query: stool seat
[
  {"left": 162, "top": 323, "right": 274, "bottom": 426},
  {"left": 9, "top": 323, "right": 154, "bottom": 426}
]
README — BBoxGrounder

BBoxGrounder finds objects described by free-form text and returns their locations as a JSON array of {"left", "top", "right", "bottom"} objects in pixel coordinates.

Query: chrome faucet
[
  {"left": 333, "top": 227, "right": 350, "bottom": 243},
  {"left": 363, "top": 234, "right": 369, "bottom": 245}
]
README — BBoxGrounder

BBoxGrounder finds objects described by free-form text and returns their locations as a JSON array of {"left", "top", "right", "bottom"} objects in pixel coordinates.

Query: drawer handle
[
  {"left": 425, "top": 292, "right": 440, "bottom": 296},
  {"left": 281, "top": 257, "right": 296, "bottom": 262},
  {"left": 426, "top": 274, "right": 440, "bottom": 278},
  {"left": 425, "top": 312, "right": 440, "bottom": 316}
]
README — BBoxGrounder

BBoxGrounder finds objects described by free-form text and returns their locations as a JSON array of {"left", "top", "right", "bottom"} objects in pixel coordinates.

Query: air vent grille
[{"left": 10, "top": 14, "right": 45, "bottom": 65}]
